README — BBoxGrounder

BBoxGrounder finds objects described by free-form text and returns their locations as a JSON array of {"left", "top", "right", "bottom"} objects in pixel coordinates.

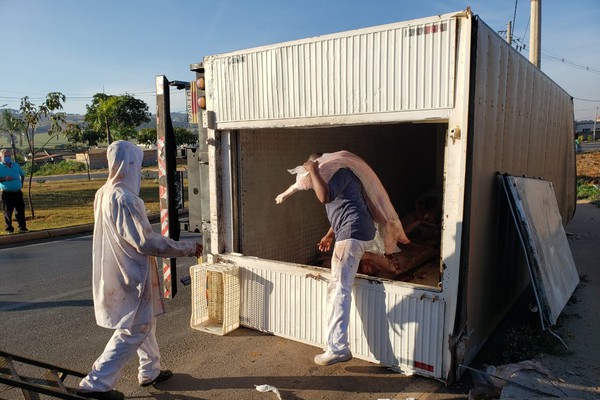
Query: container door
[{"left": 501, "top": 174, "right": 579, "bottom": 328}]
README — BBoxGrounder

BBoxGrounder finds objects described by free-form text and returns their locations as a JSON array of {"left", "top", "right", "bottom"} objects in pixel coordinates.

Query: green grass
[
  {"left": 576, "top": 178, "right": 600, "bottom": 202},
  {"left": 1, "top": 177, "right": 162, "bottom": 235}
]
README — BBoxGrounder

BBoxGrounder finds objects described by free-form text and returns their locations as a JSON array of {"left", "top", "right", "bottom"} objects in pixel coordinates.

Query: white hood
[{"left": 106, "top": 140, "right": 143, "bottom": 195}]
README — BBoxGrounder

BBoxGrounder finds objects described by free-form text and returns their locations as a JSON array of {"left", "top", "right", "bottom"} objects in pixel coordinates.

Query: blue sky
[{"left": 1, "top": 0, "right": 599, "bottom": 120}]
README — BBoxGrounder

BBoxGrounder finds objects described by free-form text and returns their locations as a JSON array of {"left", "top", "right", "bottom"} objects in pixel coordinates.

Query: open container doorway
[{"left": 228, "top": 122, "right": 446, "bottom": 289}]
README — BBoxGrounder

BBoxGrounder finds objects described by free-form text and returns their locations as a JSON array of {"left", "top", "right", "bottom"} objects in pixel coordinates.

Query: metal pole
[
  {"left": 507, "top": 20, "right": 512, "bottom": 45},
  {"left": 156, "top": 75, "right": 180, "bottom": 299},
  {"left": 593, "top": 107, "right": 598, "bottom": 141},
  {"left": 529, "top": 0, "right": 541, "bottom": 67}
]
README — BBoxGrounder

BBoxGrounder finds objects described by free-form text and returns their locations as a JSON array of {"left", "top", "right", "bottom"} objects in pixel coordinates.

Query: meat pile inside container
[{"left": 316, "top": 189, "right": 442, "bottom": 284}]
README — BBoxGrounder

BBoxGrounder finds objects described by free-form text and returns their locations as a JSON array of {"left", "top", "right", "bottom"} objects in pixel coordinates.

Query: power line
[
  {"left": 503, "top": 3, "right": 599, "bottom": 76},
  {"left": 0, "top": 86, "right": 190, "bottom": 115},
  {"left": 495, "top": 32, "right": 600, "bottom": 75},
  {"left": 0, "top": 87, "right": 161, "bottom": 102}
]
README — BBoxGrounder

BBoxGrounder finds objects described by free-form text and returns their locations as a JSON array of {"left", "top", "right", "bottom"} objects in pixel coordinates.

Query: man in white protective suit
[{"left": 77, "top": 141, "right": 202, "bottom": 400}]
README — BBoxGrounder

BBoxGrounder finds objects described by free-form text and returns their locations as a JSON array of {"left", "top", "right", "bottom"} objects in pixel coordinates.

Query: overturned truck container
[{"left": 183, "top": 9, "right": 578, "bottom": 383}]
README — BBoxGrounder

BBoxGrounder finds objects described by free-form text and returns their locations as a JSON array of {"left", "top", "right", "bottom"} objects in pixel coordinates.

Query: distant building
[{"left": 575, "top": 120, "right": 598, "bottom": 140}]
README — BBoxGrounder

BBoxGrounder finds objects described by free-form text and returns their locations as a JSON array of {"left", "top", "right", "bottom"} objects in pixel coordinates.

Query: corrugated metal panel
[
  {"left": 350, "top": 280, "right": 445, "bottom": 376},
  {"left": 206, "top": 17, "right": 456, "bottom": 124},
  {"left": 502, "top": 176, "right": 579, "bottom": 327},
  {"left": 238, "top": 259, "right": 445, "bottom": 378},
  {"left": 461, "top": 18, "right": 576, "bottom": 366}
]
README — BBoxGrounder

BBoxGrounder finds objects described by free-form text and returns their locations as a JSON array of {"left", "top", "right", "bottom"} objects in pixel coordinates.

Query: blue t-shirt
[
  {"left": 325, "top": 168, "right": 375, "bottom": 242},
  {"left": 0, "top": 162, "right": 25, "bottom": 192}
]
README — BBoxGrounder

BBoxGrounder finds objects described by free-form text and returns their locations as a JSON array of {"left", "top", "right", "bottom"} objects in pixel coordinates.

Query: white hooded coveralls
[{"left": 79, "top": 141, "right": 196, "bottom": 392}]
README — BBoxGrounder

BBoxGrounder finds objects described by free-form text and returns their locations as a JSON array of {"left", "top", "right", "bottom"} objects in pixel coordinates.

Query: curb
[
  {"left": 0, "top": 224, "right": 96, "bottom": 246},
  {"left": 0, "top": 213, "right": 167, "bottom": 246}
]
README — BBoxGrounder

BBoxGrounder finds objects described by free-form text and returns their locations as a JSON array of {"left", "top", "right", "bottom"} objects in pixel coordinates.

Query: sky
[{"left": 1, "top": 0, "right": 599, "bottom": 121}]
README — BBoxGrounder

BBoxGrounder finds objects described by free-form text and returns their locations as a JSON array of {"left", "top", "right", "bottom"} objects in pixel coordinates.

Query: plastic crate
[{"left": 190, "top": 263, "right": 240, "bottom": 335}]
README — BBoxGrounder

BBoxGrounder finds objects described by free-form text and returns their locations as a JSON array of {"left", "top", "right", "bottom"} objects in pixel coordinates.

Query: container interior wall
[{"left": 232, "top": 123, "right": 446, "bottom": 271}]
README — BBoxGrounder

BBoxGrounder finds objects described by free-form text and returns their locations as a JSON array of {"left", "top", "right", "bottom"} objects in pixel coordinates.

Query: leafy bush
[{"left": 21, "top": 162, "right": 39, "bottom": 175}]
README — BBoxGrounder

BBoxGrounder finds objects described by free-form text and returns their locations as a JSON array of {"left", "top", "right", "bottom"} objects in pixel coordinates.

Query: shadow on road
[{"left": 0, "top": 299, "right": 93, "bottom": 312}]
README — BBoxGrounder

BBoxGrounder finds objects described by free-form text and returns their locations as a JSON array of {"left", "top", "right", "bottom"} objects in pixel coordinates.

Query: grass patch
[
  {"left": 1, "top": 178, "right": 162, "bottom": 235},
  {"left": 576, "top": 178, "right": 600, "bottom": 201}
]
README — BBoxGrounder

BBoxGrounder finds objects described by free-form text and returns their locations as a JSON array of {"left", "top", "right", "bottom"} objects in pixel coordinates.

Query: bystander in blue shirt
[{"left": 0, "top": 149, "right": 28, "bottom": 233}]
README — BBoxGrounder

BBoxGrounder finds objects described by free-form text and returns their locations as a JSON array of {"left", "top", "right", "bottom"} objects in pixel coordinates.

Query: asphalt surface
[{"left": 2, "top": 201, "right": 599, "bottom": 399}]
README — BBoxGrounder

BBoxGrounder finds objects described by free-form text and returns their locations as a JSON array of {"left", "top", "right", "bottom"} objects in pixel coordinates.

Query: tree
[
  {"left": 136, "top": 127, "right": 198, "bottom": 147},
  {"left": 19, "top": 92, "right": 67, "bottom": 218},
  {"left": 0, "top": 110, "right": 25, "bottom": 157},
  {"left": 137, "top": 128, "right": 157, "bottom": 147},
  {"left": 85, "top": 93, "right": 150, "bottom": 144},
  {"left": 63, "top": 122, "right": 103, "bottom": 180},
  {"left": 174, "top": 127, "right": 198, "bottom": 147}
]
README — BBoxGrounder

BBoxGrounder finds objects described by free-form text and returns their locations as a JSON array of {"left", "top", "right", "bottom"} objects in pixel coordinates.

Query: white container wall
[
  {"left": 231, "top": 256, "right": 445, "bottom": 378},
  {"left": 205, "top": 15, "right": 458, "bottom": 129}
]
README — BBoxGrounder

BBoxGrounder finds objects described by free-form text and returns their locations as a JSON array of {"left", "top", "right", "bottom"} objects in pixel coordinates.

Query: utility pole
[
  {"left": 530, "top": 0, "right": 541, "bottom": 67},
  {"left": 507, "top": 21, "right": 512, "bottom": 45},
  {"left": 594, "top": 107, "right": 598, "bottom": 141}
]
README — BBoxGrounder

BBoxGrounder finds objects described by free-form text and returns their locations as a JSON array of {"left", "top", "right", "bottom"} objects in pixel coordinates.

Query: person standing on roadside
[
  {"left": 0, "top": 149, "right": 27, "bottom": 233},
  {"left": 77, "top": 141, "right": 202, "bottom": 400},
  {"left": 303, "top": 153, "right": 376, "bottom": 366}
]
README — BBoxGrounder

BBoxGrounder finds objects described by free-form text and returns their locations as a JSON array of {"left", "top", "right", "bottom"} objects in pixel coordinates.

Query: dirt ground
[{"left": 577, "top": 151, "right": 600, "bottom": 182}]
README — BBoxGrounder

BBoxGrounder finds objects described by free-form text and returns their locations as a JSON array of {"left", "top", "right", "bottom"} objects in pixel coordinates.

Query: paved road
[
  {"left": 31, "top": 170, "right": 159, "bottom": 182},
  {"left": 0, "top": 228, "right": 468, "bottom": 399}
]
